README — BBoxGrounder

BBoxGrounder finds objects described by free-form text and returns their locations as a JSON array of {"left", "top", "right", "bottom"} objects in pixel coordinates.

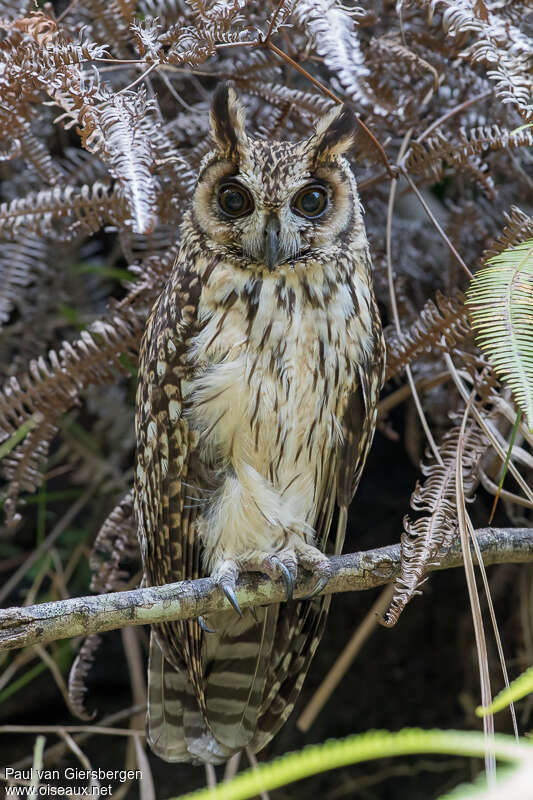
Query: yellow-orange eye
[
  {"left": 217, "top": 181, "right": 253, "bottom": 218},
  {"left": 292, "top": 184, "right": 328, "bottom": 218}
]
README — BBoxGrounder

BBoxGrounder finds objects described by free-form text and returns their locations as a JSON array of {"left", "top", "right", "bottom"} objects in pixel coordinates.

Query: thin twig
[
  {"left": 400, "top": 169, "right": 473, "bottom": 279},
  {"left": 0, "top": 725, "right": 146, "bottom": 737},
  {"left": 386, "top": 131, "right": 443, "bottom": 465}
]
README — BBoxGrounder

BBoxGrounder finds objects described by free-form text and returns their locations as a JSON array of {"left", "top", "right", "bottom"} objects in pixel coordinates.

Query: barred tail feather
[
  {"left": 204, "top": 606, "right": 278, "bottom": 749},
  {"left": 147, "top": 634, "right": 190, "bottom": 762}
]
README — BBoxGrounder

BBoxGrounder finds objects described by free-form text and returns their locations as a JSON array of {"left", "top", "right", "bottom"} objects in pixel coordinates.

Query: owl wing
[
  {"left": 337, "top": 291, "right": 385, "bottom": 508},
  {"left": 134, "top": 264, "right": 209, "bottom": 756},
  {"left": 135, "top": 264, "right": 203, "bottom": 590}
]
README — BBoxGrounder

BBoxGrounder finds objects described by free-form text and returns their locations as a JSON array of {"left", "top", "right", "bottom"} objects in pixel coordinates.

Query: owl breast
[{"left": 182, "top": 256, "right": 373, "bottom": 569}]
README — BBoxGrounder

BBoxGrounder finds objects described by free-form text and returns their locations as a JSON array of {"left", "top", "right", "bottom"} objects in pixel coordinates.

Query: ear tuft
[
  {"left": 309, "top": 105, "right": 356, "bottom": 163},
  {"left": 210, "top": 83, "right": 247, "bottom": 161}
]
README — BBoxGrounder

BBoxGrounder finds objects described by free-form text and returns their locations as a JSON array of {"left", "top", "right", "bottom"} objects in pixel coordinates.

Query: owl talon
[
  {"left": 304, "top": 575, "right": 330, "bottom": 599},
  {"left": 197, "top": 616, "right": 215, "bottom": 633},
  {"left": 277, "top": 561, "right": 295, "bottom": 602},
  {"left": 222, "top": 583, "right": 243, "bottom": 617}
]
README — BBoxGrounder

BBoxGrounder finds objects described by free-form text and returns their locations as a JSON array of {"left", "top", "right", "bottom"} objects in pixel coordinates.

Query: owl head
[{"left": 191, "top": 84, "right": 364, "bottom": 271}]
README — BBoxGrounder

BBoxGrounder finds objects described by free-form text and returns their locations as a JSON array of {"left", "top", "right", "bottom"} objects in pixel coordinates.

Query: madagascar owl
[{"left": 134, "top": 84, "right": 385, "bottom": 764}]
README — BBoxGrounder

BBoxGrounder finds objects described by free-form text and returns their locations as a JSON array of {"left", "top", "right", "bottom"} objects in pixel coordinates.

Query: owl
[{"left": 134, "top": 84, "right": 385, "bottom": 764}]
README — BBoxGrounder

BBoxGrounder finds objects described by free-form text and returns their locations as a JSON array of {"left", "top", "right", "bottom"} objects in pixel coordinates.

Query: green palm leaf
[{"left": 466, "top": 238, "right": 533, "bottom": 430}]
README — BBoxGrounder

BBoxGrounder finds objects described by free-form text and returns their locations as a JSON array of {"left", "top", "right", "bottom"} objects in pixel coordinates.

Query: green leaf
[
  {"left": 466, "top": 238, "right": 533, "bottom": 430},
  {"left": 173, "top": 728, "right": 533, "bottom": 800},
  {"left": 476, "top": 665, "right": 533, "bottom": 716}
]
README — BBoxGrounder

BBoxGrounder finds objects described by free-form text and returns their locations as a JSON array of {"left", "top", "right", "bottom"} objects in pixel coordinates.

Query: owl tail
[
  {"left": 147, "top": 608, "right": 279, "bottom": 764},
  {"left": 146, "top": 633, "right": 191, "bottom": 762},
  {"left": 147, "top": 633, "right": 229, "bottom": 763},
  {"left": 201, "top": 605, "right": 279, "bottom": 751}
]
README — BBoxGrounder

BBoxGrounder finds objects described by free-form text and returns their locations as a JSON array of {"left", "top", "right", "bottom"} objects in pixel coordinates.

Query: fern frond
[
  {"left": 0, "top": 182, "right": 116, "bottom": 239},
  {"left": 385, "top": 291, "right": 471, "bottom": 380},
  {"left": 383, "top": 419, "right": 489, "bottom": 626},
  {"left": 68, "top": 490, "right": 139, "bottom": 719},
  {"left": 405, "top": 125, "right": 533, "bottom": 185},
  {"left": 0, "top": 305, "right": 143, "bottom": 442},
  {"left": 480, "top": 207, "right": 533, "bottom": 264},
  {"left": 68, "top": 634, "right": 101, "bottom": 721},
  {"left": 414, "top": 0, "right": 533, "bottom": 120},
  {"left": 79, "top": 91, "right": 159, "bottom": 235},
  {"left": 138, "top": 0, "right": 184, "bottom": 27},
  {"left": 2, "top": 417, "right": 57, "bottom": 525},
  {"left": 0, "top": 235, "right": 47, "bottom": 325},
  {"left": 81, "top": 0, "right": 133, "bottom": 58},
  {"left": 466, "top": 238, "right": 533, "bottom": 429},
  {"left": 89, "top": 490, "right": 138, "bottom": 594},
  {"left": 244, "top": 82, "right": 334, "bottom": 118},
  {"left": 292, "top": 0, "right": 386, "bottom": 114}
]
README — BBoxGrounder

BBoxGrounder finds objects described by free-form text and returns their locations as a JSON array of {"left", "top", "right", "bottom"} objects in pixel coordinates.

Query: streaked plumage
[{"left": 134, "top": 85, "right": 384, "bottom": 764}]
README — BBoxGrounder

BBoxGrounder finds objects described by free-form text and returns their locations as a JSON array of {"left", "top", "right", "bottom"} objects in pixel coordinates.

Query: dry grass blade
[{"left": 455, "top": 395, "right": 495, "bottom": 782}]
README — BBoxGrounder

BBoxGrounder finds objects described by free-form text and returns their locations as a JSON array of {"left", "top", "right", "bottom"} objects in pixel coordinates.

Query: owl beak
[{"left": 263, "top": 214, "right": 280, "bottom": 271}]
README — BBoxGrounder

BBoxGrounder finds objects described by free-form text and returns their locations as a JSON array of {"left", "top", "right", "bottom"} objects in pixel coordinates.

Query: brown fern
[
  {"left": 385, "top": 291, "right": 471, "bottom": 380},
  {"left": 68, "top": 490, "right": 139, "bottom": 720},
  {"left": 383, "top": 417, "right": 489, "bottom": 627}
]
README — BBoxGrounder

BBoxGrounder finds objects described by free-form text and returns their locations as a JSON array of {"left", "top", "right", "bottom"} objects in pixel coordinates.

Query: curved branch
[{"left": 0, "top": 527, "right": 531, "bottom": 652}]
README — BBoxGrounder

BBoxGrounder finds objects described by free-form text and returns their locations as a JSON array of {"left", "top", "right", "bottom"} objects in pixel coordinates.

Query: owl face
[{"left": 191, "top": 86, "right": 363, "bottom": 271}]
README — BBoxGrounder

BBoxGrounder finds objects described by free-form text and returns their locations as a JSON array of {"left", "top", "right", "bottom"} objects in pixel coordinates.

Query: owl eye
[
  {"left": 292, "top": 184, "right": 329, "bottom": 218},
  {"left": 217, "top": 181, "right": 253, "bottom": 218}
]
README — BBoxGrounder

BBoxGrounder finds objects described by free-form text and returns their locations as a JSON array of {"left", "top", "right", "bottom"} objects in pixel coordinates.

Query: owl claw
[
  {"left": 222, "top": 583, "right": 243, "bottom": 617},
  {"left": 197, "top": 615, "right": 215, "bottom": 633},
  {"left": 277, "top": 561, "right": 295, "bottom": 602},
  {"left": 303, "top": 574, "right": 330, "bottom": 599}
]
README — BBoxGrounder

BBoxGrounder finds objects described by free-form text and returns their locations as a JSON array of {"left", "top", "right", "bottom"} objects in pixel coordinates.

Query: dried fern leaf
[
  {"left": 89, "top": 490, "right": 138, "bottom": 594},
  {"left": 2, "top": 418, "right": 57, "bottom": 526},
  {"left": 466, "top": 238, "right": 533, "bottom": 429},
  {"left": 68, "top": 491, "right": 139, "bottom": 719},
  {"left": 68, "top": 634, "right": 101, "bottom": 721},
  {"left": 383, "top": 418, "right": 489, "bottom": 626},
  {"left": 80, "top": 91, "right": 159, "bottom": 235},
  {"left": 0, "top": 235, "right": 47, "bottom": 325},
  {"left": 405, "top": 125, "right": 533, "bottom": 185},
  {"left": 0, "top": 305, "right": 143, "bottom": 443},
  {"left": 385, "top": 291, "right": 471, "bottom": 380},
  {"left": 0, "top": 182, "right": 116, "bottom": 239},
  {"left": 83, "top": 0, "right": 133, "bottom": 59},
  {"left": 480, "top": 207, "right": 533, "bottom": 264},
  {"left": 414, "top": 0, "right": 533, "bottom": 121},
  {"left": 292, "top": 0, "right": 386, "bottom": 115},
  {"left": 244, "top": 82, "right": 334, "bottom": 118}
]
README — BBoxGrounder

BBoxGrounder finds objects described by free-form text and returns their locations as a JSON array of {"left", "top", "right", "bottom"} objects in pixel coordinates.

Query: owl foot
[
  {"left": 211, "top": 554, "right": 295, "bottom": 616},
  {"left": 290, "top": 542, "right": 333, "bottom": 598},
  {"left": 211, "top": 544, "right": 331, "bottom": 616}
]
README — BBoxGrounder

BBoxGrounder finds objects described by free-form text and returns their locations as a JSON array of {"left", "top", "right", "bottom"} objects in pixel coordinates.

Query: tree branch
[{"left": 0, "top": 527, "right": 531, "bottom": 652}]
